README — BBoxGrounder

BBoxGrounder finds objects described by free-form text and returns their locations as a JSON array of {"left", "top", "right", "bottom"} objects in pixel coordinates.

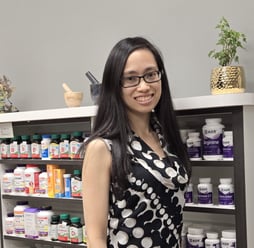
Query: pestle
[{"left": 62, "top": 82, "right": 73, "bottom": 92}]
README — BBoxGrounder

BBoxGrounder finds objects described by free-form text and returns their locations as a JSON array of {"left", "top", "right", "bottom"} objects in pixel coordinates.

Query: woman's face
[{"left": 121, "top": 49, "right": 162, "bottom": 117}]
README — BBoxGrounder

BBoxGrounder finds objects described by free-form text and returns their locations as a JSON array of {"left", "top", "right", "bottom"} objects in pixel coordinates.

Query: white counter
[
  {"left": 1, "top": 93, "right": 254, "bottom": 123},
  {"left": 173, "top": 93, "right": 254, "bottom": 110}
]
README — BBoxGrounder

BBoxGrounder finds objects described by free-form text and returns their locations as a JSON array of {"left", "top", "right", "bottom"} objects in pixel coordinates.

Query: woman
[{"left": 82, "top": 37, "right": 191, "bottom": 248}]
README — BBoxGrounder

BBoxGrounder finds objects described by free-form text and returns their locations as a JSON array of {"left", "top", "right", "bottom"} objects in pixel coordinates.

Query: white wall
[{"left": 0, "top": 0, "right": 254, "bottom": 111}]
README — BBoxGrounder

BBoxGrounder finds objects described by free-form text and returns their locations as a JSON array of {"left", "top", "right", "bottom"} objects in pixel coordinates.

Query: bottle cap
[
  {"left": 199, "top": 178, "right": 211, "bottom": 183},
  {"left": 71, "top": 217, "right": 81, "bottom": 223},
  {"left": 220, "top": 178, "right": 232, "bottom": 184},
  {"left": 63, "top": 174, "right": 71, "bottom": 178},
  {"left": 206, "top": 232, "right": 218, "bottom": 239},
  {"left": 188, "top": 227, "right": 204, "bottom": 235},
  {"left": 222, "top": 230, "right": 236, "bottom": 239}
]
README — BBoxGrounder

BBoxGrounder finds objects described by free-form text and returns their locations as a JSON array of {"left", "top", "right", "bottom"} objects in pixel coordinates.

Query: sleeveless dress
[{"left": 105, "top": 118, "right": 189, "bottom": 248}]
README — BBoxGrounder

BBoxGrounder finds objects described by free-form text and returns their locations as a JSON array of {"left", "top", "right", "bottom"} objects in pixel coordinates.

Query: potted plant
[
  {"left": 208, "top": 17, "right": 247, "bottom": 94},
  {"left": 0, "top": 75, "right": 18, "bottom": 113}
]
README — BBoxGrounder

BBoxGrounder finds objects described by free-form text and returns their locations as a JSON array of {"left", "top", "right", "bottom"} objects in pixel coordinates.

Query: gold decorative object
[{"left": 210, "top": 66, "right": 245, "bottom": 95}]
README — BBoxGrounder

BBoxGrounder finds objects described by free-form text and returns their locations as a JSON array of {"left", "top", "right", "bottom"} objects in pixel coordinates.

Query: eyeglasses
[{"left": 121, "top": 70, "right": 161, "bottom": 88}]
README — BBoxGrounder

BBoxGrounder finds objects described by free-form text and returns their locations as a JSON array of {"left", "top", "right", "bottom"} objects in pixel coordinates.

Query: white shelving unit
[
  {"left": 174, "top": 93, "right": 254, "bottom": 248},
  {"left": 1, "top": 93, "right": 254, "bottom": 247},
  {"left": 0, "top": 105, "right": 97, "bottom": 248}
]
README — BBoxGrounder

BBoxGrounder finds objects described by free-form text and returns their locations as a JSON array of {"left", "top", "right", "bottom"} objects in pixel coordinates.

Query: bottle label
[
  {"left": 24, "top": 171, "right": 40, "bottom": 194},
  {"left": 49, "top": 143, "right": 60, "bottom": 159},
  {"left": 71, "top": 178, "right": 82, "bottom": 198},
  {"left": 10, "top": 142, "right": 19, "bottom": 158},
  {"left": 184, "top": 191, "right": 193, "bottom": 203},
  {"left": 50, "top": 224, "right": 58, "bottom": 240},
  {"left": 218, "top": 186, "right": 234, "bottom": 205},
  {"left": 221, "top": 240, "right": 236, "bottom": 248},
  {"left": 197, "top": 184, "right": 213, "bottom": 204},
  {"left": 14, "top": 171, "right": 25, "bottom": 193},
  {"left": 1, "top": 143, "right": 10, "bottom": 158},
  {"left": 2, "top": 175, "right": 13, "bottom": 193},
  {"left": 31, "top": 143, "right": 41, "bottom": 159},
  {"left": 70, "top": 141, "right": 81, "bottom": 159},
  {"left": 14, "top": 211, "right": 25, "bottom": 234},
  {"left": 58, "top": 223, "right": 70, "bottom": 241},
  {"left": 20, "top": 142, "right": 31, "bottom": 158},
  {"left": 205, "top": 242, "right": 220, "bottom": 248},
  {"left": 59, "top": 141, "right": 70, "bottom": 158},
  {"left": 37, "top": 216, "right": 50, "bottom": 237},
  {"left": 187, "top": 236, "right": 205, "bottom": 248},
  {"left": 70, "top": 226, "right": 83, "bottom": 243}
]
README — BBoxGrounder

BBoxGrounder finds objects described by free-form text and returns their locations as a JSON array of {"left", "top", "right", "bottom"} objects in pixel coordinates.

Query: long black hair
[{"left": 84, "top": 36, "right": 191, "bottom": 192}]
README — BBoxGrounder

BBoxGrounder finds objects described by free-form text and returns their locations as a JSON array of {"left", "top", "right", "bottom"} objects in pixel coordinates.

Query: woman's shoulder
[{"left": 86, "top": 138, "right": 112, "bottom": 152}]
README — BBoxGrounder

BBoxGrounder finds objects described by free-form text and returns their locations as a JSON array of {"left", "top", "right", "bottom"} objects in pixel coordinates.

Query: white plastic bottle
[
  {"left": 205, "top": 232, "right": 220, "bottom": 248},
  {"left": 2, "top": 169, "right": 14, "bottom": 193},
  {"left": 197, "top": 178, "right": 213, "bottom": 204},
  {"left": 223, "top": 131, "right": 234, "bottom": 160},
  {"left": 187, "top": 227, "right": 205, "bottom": 248},
  {"left": 39, "top": 169, "right": 48, "bottom": 195},
  {"left": 221, "top": 230, "right": 236, "bottom": 248},
  {"left": 14, "top": 200, "right": 30, "bottom": 235},
  {"left": 184, "top": 182, "right": 193, "bottom": 204},
  {"left": 202, "top": 118, "right": 224, "bottom": 160},
  {"left": 5, "top": 212, "right": 15, "bottom": 235},
  {"left": 187, "top": 132, "right": 202, "bottom": 160},
  {"left": 218, "top": 178, "right": 234, "bottom": 205},
  {"left": 41, "top": 134, "right": 51, "bottom": 159},
  {"left": 24, "top": 164, "right": 41, "bottom": 195},
  {"left": 37, "top": 206, "right": 54, "bottom": 240},
  {"left": 13, "top": 165, "right": 26, "bottom": 194}
]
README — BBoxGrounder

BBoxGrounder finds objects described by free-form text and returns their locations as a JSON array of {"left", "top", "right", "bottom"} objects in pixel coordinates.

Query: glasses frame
[{"left": 121, "top": 70, "right": 162, "bottom": 88}]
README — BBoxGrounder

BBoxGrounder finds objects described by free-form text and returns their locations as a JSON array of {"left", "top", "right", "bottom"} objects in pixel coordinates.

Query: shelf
[
  {"left": 4, "top": 235, "right": 86, "bottom": 247},
  {"left": 2, "top": 194, "right": 82, "bottom": 202},
  {"left": 0, "top": 159, "right": 83, "bottom": 166},
  {"left": 184, "top": 203, "right": 235, "bottom": 214},
  {"left": 190, "top": 160, "right": 234, "bottom": 167}
]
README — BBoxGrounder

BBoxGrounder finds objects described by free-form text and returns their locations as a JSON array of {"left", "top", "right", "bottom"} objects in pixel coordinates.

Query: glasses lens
[
  {"left": 122, "top": 76, "right": 139, "bottom": 88},
  {"left": 144, "top": 71, "right": 161, "bottom": 83}
]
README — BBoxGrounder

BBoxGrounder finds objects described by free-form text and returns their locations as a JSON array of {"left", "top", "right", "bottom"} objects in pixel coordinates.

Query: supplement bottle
[
  {"left": 20, "top": 135, "right": 31, "bottom": 159},
  {"left": 197, "top": 178, "right": 213, "bottom": 204},
  {"left": 184, "top": 182, "right": 193, "bottom": 204},
  {"left": 187, "top": 227, "right": 205, "bottom": 248},
  {"left": 31, "top": 134, "right": 42, "bottom": 159},
  {"left": 0, "top": 138, "right": 11, "bottom": 159},
  {"left": 202, "top": 118, "right": 224, "bottom": 160},
  {"left": 223, "top": 131, "right": 234, "bottom": 160},
  {"left": 37, "top": 206, "right": 54, "bottom": 239},
  {"left": 2, "top": 168, "right": 14, "bottom": 193},
  {"left": 221, "top": 230, "right": 236, "bottom": 248},
  {"left": 24, "top": 207, "right": 39, "bottom": 239},
  {"left": 70, "top": 131, "right": 83, "bottom": 159},
  {"left": 186, "top": 132, "right": 202, "bottom": 160},
  {"left": 14, "top": 200, "right": 30, "bottom": 235},
  {"left": 5, "top": 212, "right": 15, "bottom": 235},
  {"left": 205, "top": 232, "right": 220, "bottom": 248},
  {"left": 41, "top": 134, "right": 51, "bottom": 159},
  {"left": 63, "top": 173, "right": 71, "bottom": 198},
  {"left": 13, "top": 164, "right": 26, "bottom": 194},
  {"left": 50, "top": 214, "right": 60, "bottom": 241},
  {"left": 59, "top": 133, "right": 70, "bottom": 159},
  {"left": 24, "top": 164, "right": 41, "bottom": 194},
  {"left": 49, "top": 134, "right": 60, "bottom": 159},
  {"left": 71, "top": 169, "right": 82, "bottom": 198},
  {"left": 218, "top": 178, "right": 234, "bottom": 205},
  {"left": 83, "top": 224, "right": 87, "bottom": 244},
  {"left": 10, "top": 135, "right": 21, "bottom": 159},
  {"left": 38, "top": 169, "right": 48, "bottom": 195},
  {"left": 70, "top": 216, "right": 83, "bottom": 244},
  {"left": 58, "top": 213, "right": 71, "bottom": 242}
]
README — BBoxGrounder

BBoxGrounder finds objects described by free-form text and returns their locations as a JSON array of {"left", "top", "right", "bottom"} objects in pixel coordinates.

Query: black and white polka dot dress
[{"left": 106, "top": 119, "right": 189, "bottom": 248}]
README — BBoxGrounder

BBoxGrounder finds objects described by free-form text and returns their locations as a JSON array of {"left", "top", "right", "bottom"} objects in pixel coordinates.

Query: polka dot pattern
[{"left": 106, "top": 117, "right": 188, "bottom": 248}]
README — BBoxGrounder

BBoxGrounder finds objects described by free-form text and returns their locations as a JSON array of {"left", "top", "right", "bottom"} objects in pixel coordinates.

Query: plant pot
[{"left": 210, "top": 66, "right": 245, "bottom": 95}]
